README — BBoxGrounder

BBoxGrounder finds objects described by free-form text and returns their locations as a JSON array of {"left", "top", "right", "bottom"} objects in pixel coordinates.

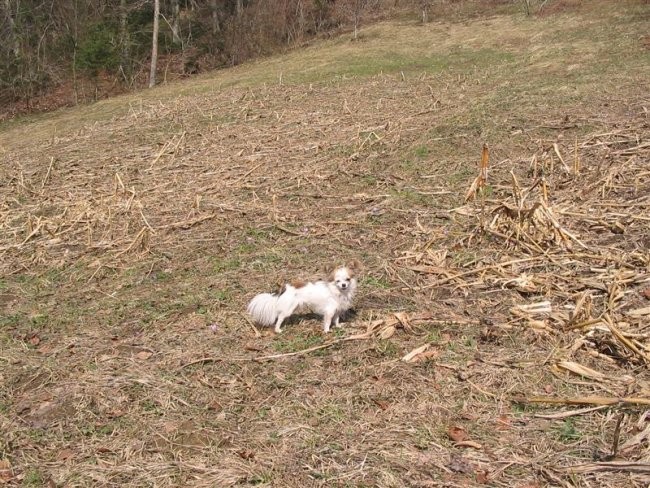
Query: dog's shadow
[{"left": 269, "top": 309, "right": 358, "bottom": 328}]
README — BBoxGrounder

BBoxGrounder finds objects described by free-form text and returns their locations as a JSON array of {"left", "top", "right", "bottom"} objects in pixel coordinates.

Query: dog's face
[{"left": 328, "top": 262, "right": 359, "bottom": 292}]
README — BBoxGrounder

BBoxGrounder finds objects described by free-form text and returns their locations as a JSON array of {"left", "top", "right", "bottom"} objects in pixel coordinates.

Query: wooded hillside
[{"left": 1, "top": 0, "right": 527, "bottom": 119}]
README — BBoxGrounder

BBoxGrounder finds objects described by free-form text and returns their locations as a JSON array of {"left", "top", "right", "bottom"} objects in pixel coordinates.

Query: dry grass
[{"left": 1, "top": 2, "right": 650, "bottom": 487}]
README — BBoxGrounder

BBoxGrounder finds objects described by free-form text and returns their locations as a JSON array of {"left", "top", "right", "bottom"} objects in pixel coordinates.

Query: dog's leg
[
  {"left": 323, "top": 311, "right": 334, "bottom": 333},
  {"left": 274, "top": 302, "right": 300, "bottom": 333},
  {"left": 333, "top": 313, "right": 342, "bottom": 328},
  {"left": 274, "top": 314, "right": 286, "bottom": 333}
]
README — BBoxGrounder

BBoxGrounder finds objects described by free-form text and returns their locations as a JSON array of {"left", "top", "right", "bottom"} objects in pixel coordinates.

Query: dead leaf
[
  {"left": 626, "top": 306, "right": 650, "bottom": 317},
  {"left": 394, "top": 312, "right": 411, "bottom": 330},
  {"left": 620, "top": 422, "right": 650, "bottom": 453},
  {"left": 135, "top": 350, "right": 153, "bottom": 360},
  {"left": 379, "top": 325, "right": 396, "bottom": 339},
  {"left": 207, "top": 401, "right": 223, "bottom": 411},
  {"left": 641, "top": 288, "right": 650, "bottom": 300},
  {"left": 495, "top": 415, "right": 511, "bottom": 431},
  {"left": 456, "top": 440, "right": 482, "bottom": 449},
  {"left": 0, "top": 459, "right": 13, "bottom": 483},
  {"left": 414, "top": 349, "right": 438, "bottom": 362},
  {"left": 448, "top": 426, "right": 468, "bottom": 443},
  {"left": 37, "top": 344, "right": 55, "bottom": 354},
  {"left": 373, "top": 399, "right": 390, "bottom": 411},
  {"left": 238, "top": 450, "right": 255, "bottom": 460},
  {"left": 366, "top": 319, "right": 385, "bottom": 335},
  {"left": 57, "top": 449, "right": 75, "bottom": 461},
  {"left": 476, "top": 470, "right": 489, "bottom": 484},
  {"left": 28, "top": 334, "right": 41, "bottom": 346}
]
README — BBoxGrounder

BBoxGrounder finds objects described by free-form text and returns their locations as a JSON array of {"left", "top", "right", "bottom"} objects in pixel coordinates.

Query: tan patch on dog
[
  {"left": 290, "top": 279, "right": 307, "bottom": 289},
  {"left": 324, "top": 261, "right": 361, "bottom": 280}
]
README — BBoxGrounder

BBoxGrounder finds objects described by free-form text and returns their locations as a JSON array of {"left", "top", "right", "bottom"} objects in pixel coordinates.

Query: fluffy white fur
[{"left": 247, "top": 263, "right": 358, "bottom": 333}]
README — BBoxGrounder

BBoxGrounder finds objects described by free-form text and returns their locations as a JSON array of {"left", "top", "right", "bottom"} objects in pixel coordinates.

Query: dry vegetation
[{"left": 1, "top": 1, "right": 649, "bottom": 486}]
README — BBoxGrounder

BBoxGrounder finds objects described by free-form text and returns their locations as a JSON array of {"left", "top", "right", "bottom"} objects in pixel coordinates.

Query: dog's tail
[{"left": 247, "top": 292, "right": 279, "bottom": 327}]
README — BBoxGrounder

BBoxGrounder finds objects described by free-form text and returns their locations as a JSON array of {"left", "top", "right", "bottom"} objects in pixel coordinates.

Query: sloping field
[{"left": 1, "top": 2, "right": 649, "bottom": 486}]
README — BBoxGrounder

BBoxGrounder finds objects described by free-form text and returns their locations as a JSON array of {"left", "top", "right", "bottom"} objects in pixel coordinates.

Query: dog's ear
[
  {"left": 323, "top": 264, "right": 336, "bottom": 279},
  {"left": 274, "top": 281, "right": 285, "bottom": 295},
  {"left": 347, "top": 260, "right": 361, "bottom": 274}
]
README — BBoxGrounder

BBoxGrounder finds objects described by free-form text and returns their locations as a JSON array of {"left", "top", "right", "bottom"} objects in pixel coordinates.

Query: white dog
[{"left": 247, "top": 262, "right": 359, "bottom": 333}]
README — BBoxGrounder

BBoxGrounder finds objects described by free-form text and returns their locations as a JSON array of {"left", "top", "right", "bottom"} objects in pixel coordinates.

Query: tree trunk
[
  {"left": 211, "top": 0, "right": 221, "bottom": 35},
  {"left": 72, "top": 0, "right": 79, "bottom": 104},
  {"left": 149, "top": 0, "right": 160, "bottom": 88},
  {"left": 3, "top": 0, "right": 20, "bottom": 58},
  {"left": 72, "top": 41, "right": 78, "bottom": 104},
  {"left": 119, "top": 0, "right": 130, "bottom": 79},
  {"left": 171, "top": 0, "right": 181, "bottom": 45}
]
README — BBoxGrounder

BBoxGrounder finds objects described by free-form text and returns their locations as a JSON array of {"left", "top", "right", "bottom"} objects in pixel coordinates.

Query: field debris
[{"left": 1, "top": 6, "right": 649, "bottom": 486}]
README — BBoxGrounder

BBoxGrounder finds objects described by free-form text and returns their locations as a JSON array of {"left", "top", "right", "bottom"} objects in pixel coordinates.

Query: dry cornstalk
[
  {"left": 114, "top": 172, "right": 126, "bottom": 193},
  {"left": 516, "top": 395, "right": 650, "bottom": 407},
  {"left": 561, "top": 461, "right": 650, "bottom": 474},
  {"left": 553, "top": 143, "right": 571, "bottom": 173},
  {"left": 533, "top": 405, "right": 608, "bottom": 419},
  {"left": 418, "top": 256, "right": 544, "bottom": 290},
  {"left": 41, "top": 157, "right": 55, "bottom": 189},
  {"left": 573, "top": 136, "right": 580, "bottom": 175},
  {"left": 115, "top": 226, "right": 149, "bottom": 257},
  {"left": 464, "top": 143, "right": 489, "bottom": 202},
  {"left": 555, "top": 361, "right": 606, "bottom": 381},
  {"left": 512, "top": 301, "right": 552, "bottom": 316},
  {"left": 158, "top": 213, "right": 218, "bottom": 230},
  {"left": 604, "top": 314, "right": 650, "bottom": 363},
  {"left": 402, "top": 344, "right": 431, "bottom": 362}
]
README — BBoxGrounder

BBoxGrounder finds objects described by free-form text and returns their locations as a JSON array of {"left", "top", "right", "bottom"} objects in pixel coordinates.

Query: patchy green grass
[
  {"left": 556, "top": 418, "right": 583, "bottom": 443},
  {"left": 273, "top": 331, "right": 323, "bottom": 353},
  {"left": 362, "top": 276, "right": 392, "bottom": 290}
]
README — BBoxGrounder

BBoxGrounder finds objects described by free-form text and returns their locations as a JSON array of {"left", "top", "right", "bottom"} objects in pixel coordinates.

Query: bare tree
[
  {"left": 420, "top": 0, "right": 431, "bottom": 23},
  {"left": 171, "top": 0, "right": 181, "bottom": 44},
  {"left": 149, "top": 0, "right": 160, "bottom": 87},
  {"left": 338, "top": 0, "right": 378, "bottom": 40},
  {"left": 119, "top": 0, "right": 130, "bottom": 81},
  {"left": 3, "top": 0, "right": 21, "bottom": 58},
  {"left": 211, "top": 0, "right": 221, "bottom": 34}
]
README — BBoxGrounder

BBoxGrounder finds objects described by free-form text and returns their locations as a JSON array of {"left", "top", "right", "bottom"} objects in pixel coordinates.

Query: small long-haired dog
[{"left": 247, "top": 261, "right": 359, "bottom": 333}]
